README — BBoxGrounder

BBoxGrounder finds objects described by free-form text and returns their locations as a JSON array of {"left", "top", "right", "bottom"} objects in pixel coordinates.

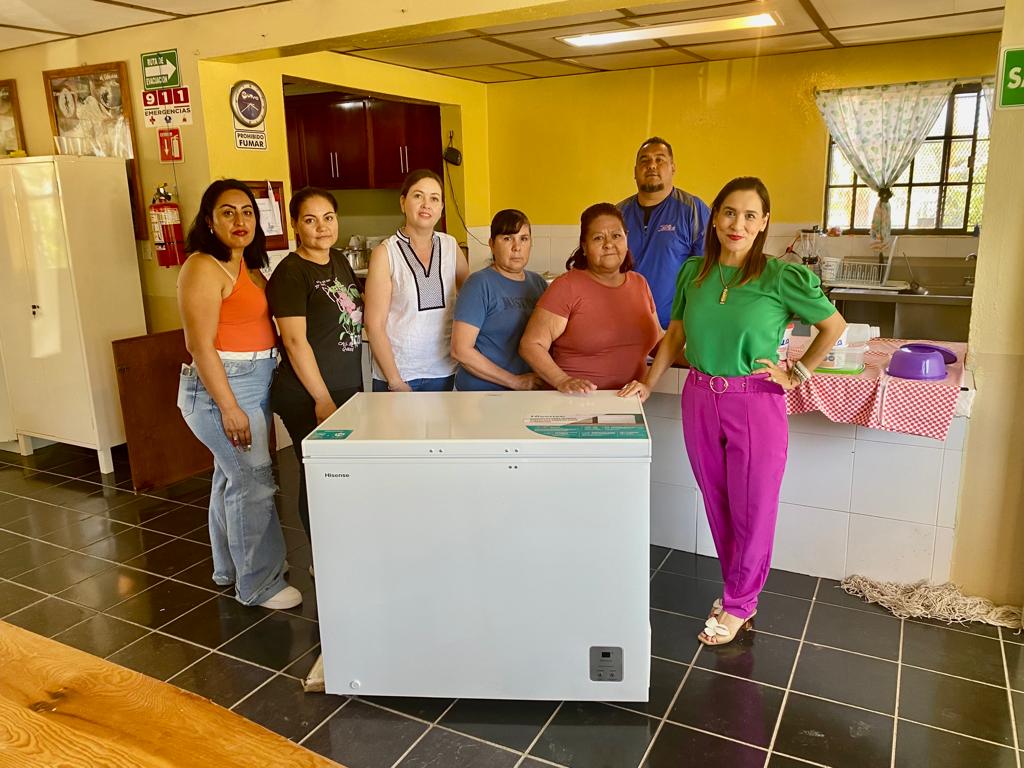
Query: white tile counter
[{"left": 647, "top": 393, "right": 969, "bottom": 585}]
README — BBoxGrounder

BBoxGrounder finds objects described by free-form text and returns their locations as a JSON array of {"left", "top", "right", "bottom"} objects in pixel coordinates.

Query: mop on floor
[{"left": 840, "top": 576, "right": 1022, "bottom": 631}]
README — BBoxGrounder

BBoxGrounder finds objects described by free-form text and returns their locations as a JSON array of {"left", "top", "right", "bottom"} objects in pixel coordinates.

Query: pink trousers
[{"left": 681, "top": 369, "right": 789, "bottom": 619}]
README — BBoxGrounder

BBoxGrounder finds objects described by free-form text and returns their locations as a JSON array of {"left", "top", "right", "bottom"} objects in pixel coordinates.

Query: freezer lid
[{"left": 302, "top": 390, "right": 651, "bottom": 459}]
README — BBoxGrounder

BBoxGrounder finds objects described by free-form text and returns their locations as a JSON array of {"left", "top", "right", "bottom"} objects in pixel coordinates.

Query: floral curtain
[{"left": 815, "top": 80, "right": 956, "bottom": 246}]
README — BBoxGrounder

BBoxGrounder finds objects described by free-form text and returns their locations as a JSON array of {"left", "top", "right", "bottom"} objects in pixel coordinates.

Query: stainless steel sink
[{"left": 828, "top": 287, "right": 972, "bottom": 342}]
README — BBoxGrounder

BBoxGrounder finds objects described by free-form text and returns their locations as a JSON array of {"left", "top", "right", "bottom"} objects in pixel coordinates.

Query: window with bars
[{"left": 823, "top": 83, "right": 989, "bottom": 234}]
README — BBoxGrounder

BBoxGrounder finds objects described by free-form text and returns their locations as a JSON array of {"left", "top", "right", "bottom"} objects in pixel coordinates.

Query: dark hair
[
  {"left": 635, "top": 136, "right": 674, "bottom": 163},
  {"left": 289, "top": 186, "right": 337, "bottom": 221},
  {"left": 184, "top": 179, "right": 267, "bottom": 269},
  {"left": 490, "top": 209, "right": 530, "bottom": 240},
  {"left": 565, "top": 202, "right": 634, "bottom": 274},
  {"left": 694, "top": 176, "right": 771, "bottom": 288},
  {"left": 289, "top": 187, "right": 337, "bottom": 248},
  {"left": 400, "top": 168, "right": 443, "bottom": 200}
]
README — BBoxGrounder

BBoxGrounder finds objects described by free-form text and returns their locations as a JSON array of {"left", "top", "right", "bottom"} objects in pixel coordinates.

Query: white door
[{"left": 0, "top": 162, "right": 93, "bottom": 443}]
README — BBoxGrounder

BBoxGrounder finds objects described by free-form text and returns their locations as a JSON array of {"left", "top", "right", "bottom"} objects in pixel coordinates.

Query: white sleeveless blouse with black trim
[{"left": 372, "top": 228, "right": 458, "bottom": 382}]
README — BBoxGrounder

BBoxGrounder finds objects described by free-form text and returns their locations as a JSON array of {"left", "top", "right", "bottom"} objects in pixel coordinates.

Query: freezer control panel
[{"left": 589, "top": 646, "right": 623, "bottom": 682}]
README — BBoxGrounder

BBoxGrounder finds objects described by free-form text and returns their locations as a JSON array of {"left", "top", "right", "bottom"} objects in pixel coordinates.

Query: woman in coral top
[
  {"left": 519, "top": 202, "right": 662, "bottom": 393},
  {"left": 176, "top": 179, "right": 300, "bottom": 611}
]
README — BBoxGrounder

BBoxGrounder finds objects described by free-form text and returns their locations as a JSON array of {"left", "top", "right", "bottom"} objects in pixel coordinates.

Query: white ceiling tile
[
  {"left": 0, "top": 27, "right": 66, "bottom": 51},
  {"left": 499, "top": 59, "right": 596, "bottom": 76},
  {"left": 570, "top": 48, "right": 701, "bottom": 70},
  {"left": 627, "top": 0, "right": 743, "bottom": 14},
  {"left": 432, "top": 65, "right": 533, "bottom": 83},
  {"left": 476, "top": 10, "right": 626, "bottom": 36},
  {"left": 812, "top": 0, "right": 1000, "bottom": 29},
  {"left": 116, "top": 0, "right": 278, "bottom": 14},
  {"left": 0, "top": 0, "right": 170, "bottom": 35},
  {"left": 353, "top": 38, "right": 529, "bottom": 69},
  {"left": 403, "top": 30, "right": 477, "bottom": 44},
  {"left": 832, "top": 9, "right": 1003, "bottom": 45},
  {"left": 686, "top": 31, "right": 833, "bottom": 59},
  {"left": 639, "top": 0, "right": 818, "bottom": 40},
  {"left": 498, "top": 20, "right": 659, "bottom": 58}
]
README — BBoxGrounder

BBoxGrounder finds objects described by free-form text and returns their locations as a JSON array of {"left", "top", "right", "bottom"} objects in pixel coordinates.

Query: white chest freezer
[{"left": 303, "top": 390, "right": 651, "bottom": 701}]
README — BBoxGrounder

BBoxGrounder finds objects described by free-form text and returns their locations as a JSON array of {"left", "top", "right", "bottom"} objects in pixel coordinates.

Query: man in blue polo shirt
[{"left": 619, "top": 137, "right": 711, "bottom": 328}]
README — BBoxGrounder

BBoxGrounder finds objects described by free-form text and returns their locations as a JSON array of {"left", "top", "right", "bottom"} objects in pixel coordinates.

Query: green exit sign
[
  {"left": 998, "top": 47, "right": 1024, "bottom": 109},
  {"left": 141, "top": 49, "right": 180, "bottom": 90}
]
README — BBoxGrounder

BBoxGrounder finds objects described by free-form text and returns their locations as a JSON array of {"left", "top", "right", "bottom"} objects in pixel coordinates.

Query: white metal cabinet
[{"left": 0, "top": 156, "right": 145, "bottom": 472}]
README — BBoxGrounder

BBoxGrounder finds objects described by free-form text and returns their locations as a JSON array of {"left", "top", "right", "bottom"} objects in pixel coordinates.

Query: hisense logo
[{"left": 325, "top": 473, "right": 350, "bottom": 478}]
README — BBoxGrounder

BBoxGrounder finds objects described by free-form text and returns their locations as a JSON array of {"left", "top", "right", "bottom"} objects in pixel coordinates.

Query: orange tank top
[{"left": 214, "top": 262, "right": 276, "bottom": 352}]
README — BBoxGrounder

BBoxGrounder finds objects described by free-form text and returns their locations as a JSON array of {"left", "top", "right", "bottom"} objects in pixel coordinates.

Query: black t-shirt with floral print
[{"left": 267, "top": 249, "right": 364, "bottom": 392}]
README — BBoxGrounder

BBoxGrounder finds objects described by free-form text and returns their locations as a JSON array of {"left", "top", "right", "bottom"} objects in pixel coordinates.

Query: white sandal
[{"left": 698, "top": 611, "right": 755, "bottom": 647}]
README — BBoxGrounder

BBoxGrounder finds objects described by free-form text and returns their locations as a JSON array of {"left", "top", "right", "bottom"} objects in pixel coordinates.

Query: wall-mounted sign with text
[
  {"left": 142, "top": 86, "right": 191, "bottom": 128},
  {"left": 141, "top": 49, "right": 180, "bottom": 90},
  {"left": 998, "top": 47, "right": 1024, "bottom": 110},
  {"left": 230, "top": 80, "right": 267, "bottom": 150}
]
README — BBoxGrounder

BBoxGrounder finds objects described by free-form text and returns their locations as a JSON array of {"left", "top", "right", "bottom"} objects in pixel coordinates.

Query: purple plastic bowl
[
  {"left": 887, "top": 347, "right": 948, "bottom": 380},
  {"left": 900, "top": 343, "right": 957, "bottom": 364}
]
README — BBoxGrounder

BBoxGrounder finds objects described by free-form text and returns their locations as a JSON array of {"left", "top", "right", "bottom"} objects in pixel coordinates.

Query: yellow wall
[
  {"left": 0, "top": 0, "right": 568, "bottom": 331},
  {"left": 197, "top": 53, "right": 488, "bottom": 248},
  {"left": 486, "top": 33, "right": 1000, "bottom": 224},
  {"left": 952, "top": 4, "right": 1024, "bottom": 605}
]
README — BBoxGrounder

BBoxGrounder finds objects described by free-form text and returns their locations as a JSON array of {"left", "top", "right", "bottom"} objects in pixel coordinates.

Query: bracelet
[{"left": 792, "top": 361, "right": 812, "bottom": 383}]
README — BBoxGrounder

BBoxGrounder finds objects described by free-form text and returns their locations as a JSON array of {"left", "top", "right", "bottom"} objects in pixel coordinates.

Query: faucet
[{"left": 965, "top": 252, "right": 977, "bottom": 261}]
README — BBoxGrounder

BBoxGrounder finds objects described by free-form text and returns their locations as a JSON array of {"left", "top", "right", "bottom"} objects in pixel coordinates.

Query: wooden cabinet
[
  {"left": 285, "top": 94, "right": 369, "bottom": 191},
  {"left": 286, "top": 93, "right": 442, "bottom": 192}
]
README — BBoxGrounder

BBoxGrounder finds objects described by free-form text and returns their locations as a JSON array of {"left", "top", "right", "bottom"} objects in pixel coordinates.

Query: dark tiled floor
[{"left": 1, "top": 442, "right": 1022, "bottom": 768}]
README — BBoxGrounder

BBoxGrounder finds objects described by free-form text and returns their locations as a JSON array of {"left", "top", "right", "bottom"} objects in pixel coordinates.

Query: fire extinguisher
[{"left": 149, "top": 184, "right": 187, "bottom": 267}]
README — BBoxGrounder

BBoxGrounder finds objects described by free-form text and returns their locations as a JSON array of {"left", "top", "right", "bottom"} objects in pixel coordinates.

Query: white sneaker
[
  {"left": 258, "top": 585, "right": 302, "bottom": 610},
  {"left": 309, "top": 564, "right": 315, "bottom": 578}
]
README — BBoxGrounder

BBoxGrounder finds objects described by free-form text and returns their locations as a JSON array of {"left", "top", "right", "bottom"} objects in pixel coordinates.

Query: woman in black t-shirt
[{"left": 268, "top": 188, "right": 364, "bottom": 546}]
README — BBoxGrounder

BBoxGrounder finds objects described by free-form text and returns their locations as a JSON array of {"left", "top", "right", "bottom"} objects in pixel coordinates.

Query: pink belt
[{"left": 686, "top": 368, "right": 783, "bottom": 395}]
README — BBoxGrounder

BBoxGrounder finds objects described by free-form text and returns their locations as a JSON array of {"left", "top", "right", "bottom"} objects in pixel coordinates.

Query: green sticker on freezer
[
  {"left": 309, "top": 429, "right": 352, "bottom": 440},
  {"left": 524, "top": 413, "right": 647, "bottom": 439},
  {"left": 526, "top": 424, "right": 649, "bottom": 439}
]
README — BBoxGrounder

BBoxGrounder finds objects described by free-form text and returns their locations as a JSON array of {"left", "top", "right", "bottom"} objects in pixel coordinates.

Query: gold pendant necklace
[{"left": 717, "top": 262, "right": 739, "bottom": 304}]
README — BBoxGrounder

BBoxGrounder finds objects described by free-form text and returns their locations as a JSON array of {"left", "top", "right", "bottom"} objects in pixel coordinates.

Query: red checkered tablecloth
[{"left": 784, "top": 338, "right": 966, "bottom": 441}]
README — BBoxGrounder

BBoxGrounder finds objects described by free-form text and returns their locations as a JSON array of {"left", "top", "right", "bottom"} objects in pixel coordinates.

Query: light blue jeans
[{"left": 177, "top": 357, "right": 288, "bottom": 606}]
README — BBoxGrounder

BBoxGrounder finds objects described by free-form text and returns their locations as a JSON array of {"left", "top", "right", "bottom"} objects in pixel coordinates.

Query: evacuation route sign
[{"left": 141, "top": 49, "right": 180, "bottom": 90}]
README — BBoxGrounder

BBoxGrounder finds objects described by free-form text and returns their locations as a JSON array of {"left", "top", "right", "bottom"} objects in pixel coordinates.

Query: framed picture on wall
[
  {"left": 0, "top": 80, "right": 25, "bottom": 154},
  {"left": 42, "top": 61, "right": 147, "bottom": 239}
]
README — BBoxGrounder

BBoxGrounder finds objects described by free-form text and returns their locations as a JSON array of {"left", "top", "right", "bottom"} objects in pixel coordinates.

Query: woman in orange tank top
[{"left": 176, "top": 179, "right": 300, "bottom": 611}]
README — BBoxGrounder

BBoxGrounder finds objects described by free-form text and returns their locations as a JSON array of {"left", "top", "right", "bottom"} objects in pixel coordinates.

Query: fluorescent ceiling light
[{"left": 559, "top": 13, "right": 777, "bottom": 47}]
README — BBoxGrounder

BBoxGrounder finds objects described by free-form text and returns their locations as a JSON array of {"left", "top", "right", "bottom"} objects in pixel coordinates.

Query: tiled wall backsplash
[{"left": 466, "top": 223, "right": 980, "bottom": 281}]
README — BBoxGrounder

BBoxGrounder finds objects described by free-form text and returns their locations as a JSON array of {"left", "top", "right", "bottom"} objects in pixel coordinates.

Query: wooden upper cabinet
[
  {"left": 285, "top": 94, "right": 369, "bottom": 191},
  {"left": 286, "top": 93, "right": 441, "bottom": 191},
  {"left": 402, "top": 102, "right": 443, "bottom": 178},
  {"left": 368, "top": 98, "right": 408, "bottom": 189}
]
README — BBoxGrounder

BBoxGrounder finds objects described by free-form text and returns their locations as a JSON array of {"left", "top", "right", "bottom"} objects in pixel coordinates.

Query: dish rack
[{"left": 824, "top": 236, "right": 909, "bottom": 291}]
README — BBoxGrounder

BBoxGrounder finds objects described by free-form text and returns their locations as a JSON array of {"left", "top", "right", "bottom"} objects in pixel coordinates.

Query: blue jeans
[
  {"left": 177, "top": 357, "right": 287, "bottom": 606},
  {"left": 372, "top": 375, "right": 455, "bottom": 392}
]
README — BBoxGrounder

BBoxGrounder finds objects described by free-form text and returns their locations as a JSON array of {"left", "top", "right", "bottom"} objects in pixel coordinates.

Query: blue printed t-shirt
[
  {"left": 619, "top": 187, "right": 711, "bottom": 329},
  {"left": 453, "top": 266, "right": 548, "bottom": 391},
  {"left": 670, "top": 257, "right": 836, "bottom": 378}
]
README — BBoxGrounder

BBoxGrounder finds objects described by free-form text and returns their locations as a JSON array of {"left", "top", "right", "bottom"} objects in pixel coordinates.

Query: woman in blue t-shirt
[{"left": 451, "top": 210, "right": 548, "bottom": 390}]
